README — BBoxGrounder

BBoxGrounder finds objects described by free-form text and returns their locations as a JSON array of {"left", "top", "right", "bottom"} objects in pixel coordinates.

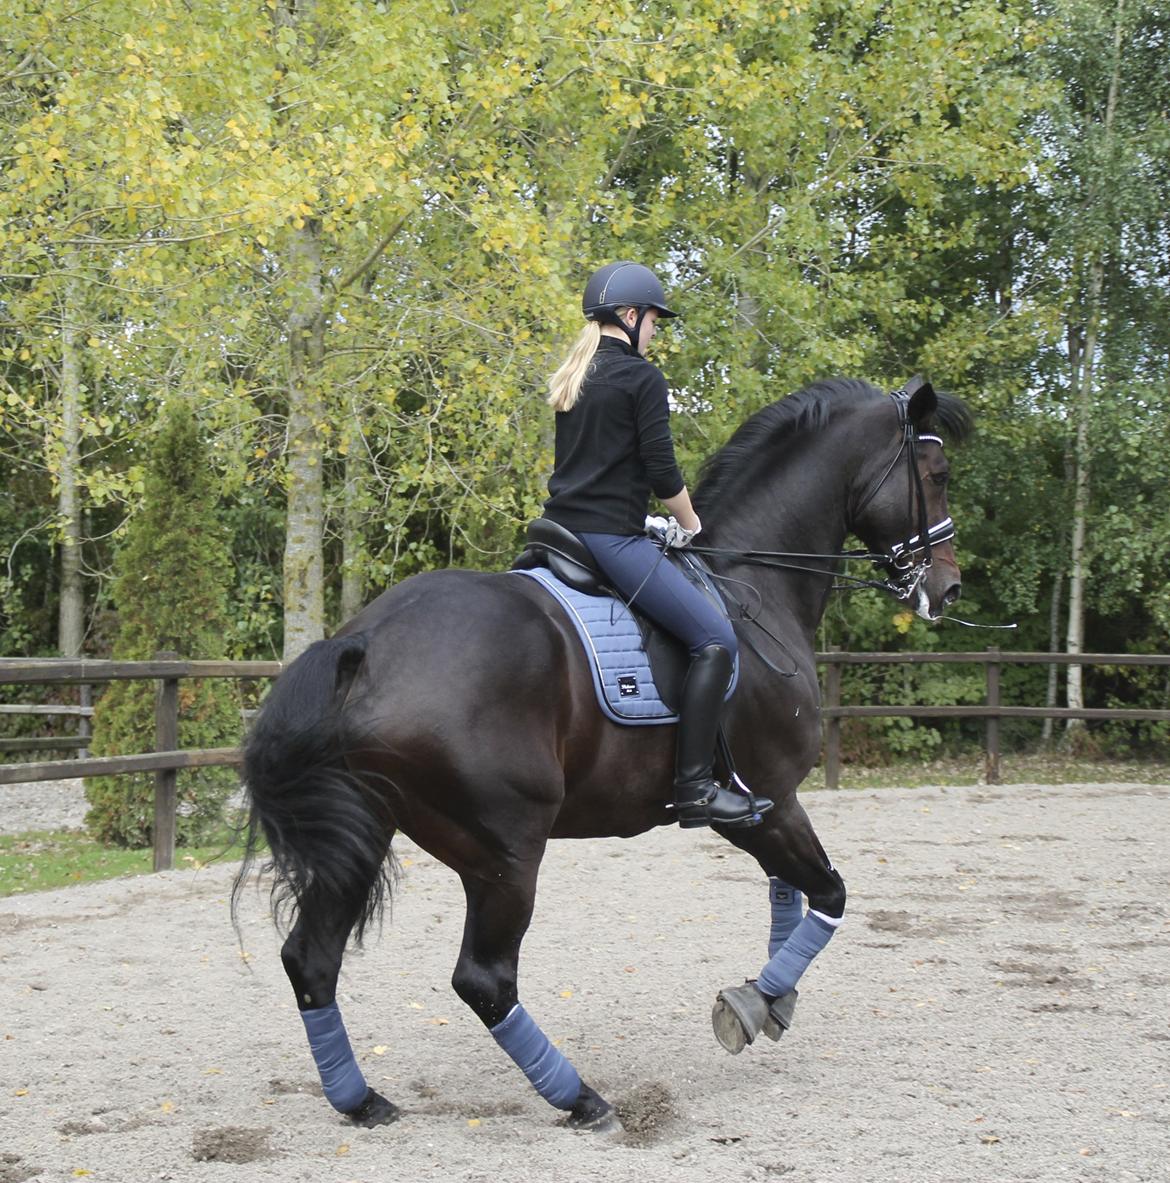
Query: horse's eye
[{"left": 929, "top": 471, "right": 949, "bottom": 486}]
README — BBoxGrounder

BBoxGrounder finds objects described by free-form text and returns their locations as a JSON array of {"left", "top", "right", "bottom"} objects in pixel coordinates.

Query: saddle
[{"left": 511, "top": 518, "right": 732, "bottom": 718}]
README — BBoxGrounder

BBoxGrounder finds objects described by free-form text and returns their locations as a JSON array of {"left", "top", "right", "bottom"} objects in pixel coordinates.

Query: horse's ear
[{"left": 905, "top": 375, "right": 936, "bottom": 423}]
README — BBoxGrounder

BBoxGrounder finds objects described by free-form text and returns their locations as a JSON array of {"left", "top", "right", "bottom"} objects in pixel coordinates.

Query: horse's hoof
[
  {"left": 761, "top": 989, "right": 798, "bottom": 1042},
  {"left": 346, "top": 1088, "right": 401, "bottom": 1128},
  {"left": 563, "top": 1083, "right": 621, "bottom": 1134},
  {"left": 711, "top": 981, "right": 770, "bottom": 1054}
]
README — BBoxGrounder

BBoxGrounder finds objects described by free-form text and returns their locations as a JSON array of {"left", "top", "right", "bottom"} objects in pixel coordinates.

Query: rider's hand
[
  {"left": 664, "top": 516, "right": 700, "bottom": 548},
  {"left": 644, "top": 515, "right": 668, "bottom": 535}
]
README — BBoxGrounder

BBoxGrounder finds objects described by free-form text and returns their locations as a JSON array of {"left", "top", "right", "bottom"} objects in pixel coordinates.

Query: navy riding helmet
[{"left": 582, "top": 261, "right": 678, "bottom": 350}]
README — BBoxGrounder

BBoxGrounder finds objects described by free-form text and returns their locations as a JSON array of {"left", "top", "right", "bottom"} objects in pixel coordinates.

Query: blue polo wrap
[
  {"left": 768, "top": 879, "right": 804, "bottom": 957},
  {"left": 756, "top": 911, "right": 840, "bottom": 999},
  {"left": 300, "top": 1003, "right": 368, "bottom": 1113},
  {"left": 490, "top": 1004, "right": 581, "bottom": 1110}
]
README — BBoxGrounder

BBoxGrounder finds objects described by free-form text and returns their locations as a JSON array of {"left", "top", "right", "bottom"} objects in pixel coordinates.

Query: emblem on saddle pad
[{"left": 617, "top": 674, "right": 640, "bottom": 698}]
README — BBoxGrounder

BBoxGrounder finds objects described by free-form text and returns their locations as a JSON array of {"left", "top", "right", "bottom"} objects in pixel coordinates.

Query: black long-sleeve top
[{"left": 542, "top": 337, "right": 686, "bottom": 535}]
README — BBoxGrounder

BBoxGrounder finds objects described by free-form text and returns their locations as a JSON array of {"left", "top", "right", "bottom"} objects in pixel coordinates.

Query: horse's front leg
[
  {"left": 452, "top": 868, "right": 618, "bottom": 1132},
  {"left": 710, "top": 794, "right": 846, "bottom": 1054}
]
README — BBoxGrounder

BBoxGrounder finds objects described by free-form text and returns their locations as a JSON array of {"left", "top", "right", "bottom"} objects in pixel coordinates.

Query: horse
[{"left": 236, "top": 375, "right": 972, "bottom": 1132}]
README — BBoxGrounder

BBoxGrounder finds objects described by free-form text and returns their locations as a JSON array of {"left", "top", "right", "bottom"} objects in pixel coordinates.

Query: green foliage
[
  {"left": 84, "top": 406, "right": 240, "bottom": 847},
  {"left": 0, "top": 0, "right": 1166, "bottom": 753}
]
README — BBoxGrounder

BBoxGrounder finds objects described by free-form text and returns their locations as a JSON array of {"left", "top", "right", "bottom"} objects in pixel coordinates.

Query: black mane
[
  {"left": 693, "top": 378, "right": 878, "bottom": 513},
  {"left": 693, "top": 377, "right": 972, "bottom": 514}
]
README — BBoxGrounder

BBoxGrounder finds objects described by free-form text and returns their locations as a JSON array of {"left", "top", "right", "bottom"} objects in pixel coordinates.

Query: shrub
[{"left": 85, "top": 404, "right": 241, "bottom": 847}]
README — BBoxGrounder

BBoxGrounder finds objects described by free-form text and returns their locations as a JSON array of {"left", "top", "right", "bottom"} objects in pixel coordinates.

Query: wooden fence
[
  {"left": 0, "top": 657, "right": 281, "bottom": 872},
  {"left": 820, "top": 648, "right": 1170, "bottom": 789},
  {"left": 2, "top": 650, "right": 1167, "bottom": 871}
]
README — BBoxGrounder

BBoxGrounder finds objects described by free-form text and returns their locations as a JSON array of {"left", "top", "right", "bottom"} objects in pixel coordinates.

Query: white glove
[
  {"left": 644, "top": 515, "right": 668, "bottom": 534},
  {"left": 664, "top": 516, "right": 701, "bottom": 548}
]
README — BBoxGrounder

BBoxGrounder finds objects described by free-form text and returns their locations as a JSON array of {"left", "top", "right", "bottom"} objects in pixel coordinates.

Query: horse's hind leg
[
  {"left": 280, "top": 884, "right": 400, "bottom": 1128},
  {"left": 711, "top": 795, "right": 846, "bottom": 1053},
  {"left": 451, "top": 868, "right": 617, "bottom": 1132}
]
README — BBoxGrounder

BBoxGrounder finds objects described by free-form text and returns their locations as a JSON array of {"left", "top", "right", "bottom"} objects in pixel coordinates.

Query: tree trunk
[
  {"left": 281, "top": 217, "right": 326, "bottom": 661},
  {"left": 1064, "top": 282, "right": 1095, "bottom": 722},
  {"left": 1064, "top": 0, "right": 1124, "bottom": 733},
  {"left": 57, "top": 254, "right": 85, "bottom": 657},
  {"left": 340, "top": 413, "right": 364, "bottom": 623},
  {"left": 277, "top": 0, "right": 326, "bottom": 662},
  {"left": 1042, "top": 568, "right": 1063, "bottom": 746}
]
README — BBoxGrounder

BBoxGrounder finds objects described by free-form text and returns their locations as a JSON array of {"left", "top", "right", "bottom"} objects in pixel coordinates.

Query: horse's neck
[{"left": 703, "top": 443, "right": 851, "bottom": 636}]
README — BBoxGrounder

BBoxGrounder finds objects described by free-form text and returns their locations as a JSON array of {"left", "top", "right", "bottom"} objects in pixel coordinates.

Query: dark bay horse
[{"left": 237, "top": 376, "right": 971, "bottom": 1131}]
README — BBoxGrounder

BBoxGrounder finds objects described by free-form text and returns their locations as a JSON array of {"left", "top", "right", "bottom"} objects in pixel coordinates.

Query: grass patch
[
  {"left": 0, "top": 828, "right": 244, "bottom": 898},
  {"left": 802, "top": 752, "right": 1170, "bottom": 790}
]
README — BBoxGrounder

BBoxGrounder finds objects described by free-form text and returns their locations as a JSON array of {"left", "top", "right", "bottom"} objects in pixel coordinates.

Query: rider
[{"left": 541, "top": 260, "right": 772, "bottom": 830}]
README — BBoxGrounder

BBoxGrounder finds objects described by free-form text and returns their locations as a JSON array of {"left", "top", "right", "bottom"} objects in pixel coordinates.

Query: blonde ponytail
[{"left": 546, "top": 321, "right": 602, "bottom": 412}]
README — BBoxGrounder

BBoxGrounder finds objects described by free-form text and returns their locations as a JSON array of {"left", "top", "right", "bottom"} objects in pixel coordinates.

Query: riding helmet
[{"left": 582, "top": 262, "right": 679, "bottom": 321}]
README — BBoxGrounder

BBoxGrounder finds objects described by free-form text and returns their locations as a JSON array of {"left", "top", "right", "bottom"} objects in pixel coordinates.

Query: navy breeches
[{"left": 577, "top": 532, "right": 736, "bottom": 657}]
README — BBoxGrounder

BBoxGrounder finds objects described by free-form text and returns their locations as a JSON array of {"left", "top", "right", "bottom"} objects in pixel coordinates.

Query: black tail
[{"left": 232, "top": 633, "right": 396, "bottom": 945}]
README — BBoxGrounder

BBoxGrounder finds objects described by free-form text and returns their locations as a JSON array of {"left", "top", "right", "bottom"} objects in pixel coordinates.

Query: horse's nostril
[{"left": 943, "top": 583, "right": 961, "bottom": 607}]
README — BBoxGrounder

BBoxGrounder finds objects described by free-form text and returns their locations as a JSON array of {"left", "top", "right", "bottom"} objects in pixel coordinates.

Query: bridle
[
  {"left": 680, "top": 381, "right": 957, "bottom": 676},
  {"left": 853, "top": 382, "right": 955, "bottom": 604},
  {"left": 689, "top": 380, "right": 954, "bottom": 604}
]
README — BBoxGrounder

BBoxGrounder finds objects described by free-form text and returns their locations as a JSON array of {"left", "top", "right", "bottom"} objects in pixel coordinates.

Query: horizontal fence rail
[
  {"left": 818, "top": 648, "right": 1170, "bottom": 789},
  {"left": 1, "top": 650, "right": 1167, "bottom": 868},
  {"left": 0, "top": 657, "right": 281, "bottom": 871}
]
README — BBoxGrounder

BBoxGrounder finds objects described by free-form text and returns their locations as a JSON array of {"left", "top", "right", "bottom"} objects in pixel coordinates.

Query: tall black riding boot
[{"left": 671, "top": 645, "right": 773, "bottom": 829}]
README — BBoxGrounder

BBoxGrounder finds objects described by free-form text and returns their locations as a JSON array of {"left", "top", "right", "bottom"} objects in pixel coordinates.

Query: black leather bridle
[
  {"left": 690, "top": 378, "right": 954, "bottom": 604},
  {"left": 680, "top": 380, "right": 957, "bottom": 676}
]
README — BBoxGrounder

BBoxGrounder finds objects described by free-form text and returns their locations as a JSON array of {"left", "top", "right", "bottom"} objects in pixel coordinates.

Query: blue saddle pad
[{"left": 511, "top": 563, "right": 738, "bottom": 727}]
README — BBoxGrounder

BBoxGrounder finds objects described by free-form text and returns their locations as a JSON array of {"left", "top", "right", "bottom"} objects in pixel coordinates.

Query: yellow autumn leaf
[
  {"left": 373, "top": 1045, "right": 388, "bottom": 1055},
  {"left": 467, "top": 1118, "right": 481, "bottom": 1128}
]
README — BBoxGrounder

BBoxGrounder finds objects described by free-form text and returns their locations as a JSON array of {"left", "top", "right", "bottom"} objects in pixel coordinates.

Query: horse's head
[{"left": 849, "top": 377, "right": 972, "bottom": 622}]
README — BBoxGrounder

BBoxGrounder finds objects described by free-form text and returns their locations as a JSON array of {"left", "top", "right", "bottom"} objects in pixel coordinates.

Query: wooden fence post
[
  {"left": 153, "top": 653, "right": 179, "bottom": 872},
  {"left": 985, "top": 646, "right": 1001, "bottom": 786},
  {"left": 78, "top": 682, "right": 92, "bottom": 759},
  {"left": 824, "top": 646, "right": 842, "bottom": 790}
]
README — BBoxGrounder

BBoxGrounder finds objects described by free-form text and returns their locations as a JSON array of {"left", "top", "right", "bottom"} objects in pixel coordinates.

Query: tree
[
  {"left": 85, "top": 405, "right": 239, "bottom": 847},
  {"left": 1026, "top": 0, "right": 1170, "bottom": 731}
]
